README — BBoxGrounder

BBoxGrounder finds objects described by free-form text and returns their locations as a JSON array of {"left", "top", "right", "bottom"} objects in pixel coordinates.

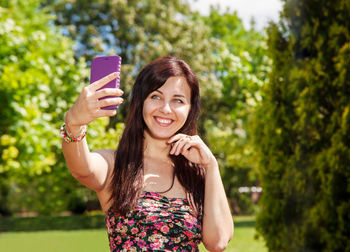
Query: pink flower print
[
  {"left": 137, "top": 240, "right": 147, "bottom": 248},
  {"left": 139, "top": 231, "right": 147, "bottom": 238},
  {"left": 173, "top": 199, "right": 183, "bottom": 204},
  {"left": 184, "top": 213, "right": 194, "bottom": 223},
  {"left": 114, "top": 236, "right": 122, "bottom": 245},
  {"left": 149, "top": 192, "right": 162, "bottom": 200},
  {"left": 184, "top": 230, "right": 194, "bottom": 238},
  {"left": 154, "top": 222, "right": 163, "bottom": 229},
  {"left": 116, "top": 222, "right": 123, "bottom": 230},
  {"left": 128, "top": 219, "right": 135, "bottom": 226},
  {"left": 131, "top": 227, "right": 139, "bottom": 234},
  {"left": 160, "top": 225, "right": 170, "bottom": 234},
  {"left": 160, "top": 210, "right": 170, "bottom": 217},
  {"left": 147, "top": 205, "right": 158, "bottom": 211},
  {"left": 173, "top": 237, "right": 181, "bottom": 243},
  {"left": 115, "top": 222, "right": 127, "bottom": 234},
  {"left": 150, "top": 240, "right": 163, "bottom": 250},
  {"left": 143, "top": 200, "right": 152, "bottom": 207},
  {"left": 110, "top": 243, "right": 116, "bottom": 251},
  {"left": 184, "top": 221, "right": 193, "bottom": 229},
  {"left": 147, "top": 215, "right": 158, "bottom": 222},
  {"left": 188, "top": 241, "right": 196, "bottom": 247},
  {"left": 181, "top": 205, "right": 190, "bottom": 211},
  {"left": 106, "top": 224, "right": 112, "bottom": 234},
  {"left": 129, "top": 247, "right": 137, "bottom": 252},
  {"left": 123, "top": 240, "right": 133, "bottom": 250}
]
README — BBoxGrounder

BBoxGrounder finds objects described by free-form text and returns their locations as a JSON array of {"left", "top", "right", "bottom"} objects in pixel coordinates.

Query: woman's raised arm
[{"left": 62, "top": 72, "right": 123, "bottom": 192}]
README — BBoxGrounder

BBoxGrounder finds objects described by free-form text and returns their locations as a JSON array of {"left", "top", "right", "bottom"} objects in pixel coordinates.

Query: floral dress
[{"left": 105, "top": 191, "right": 202, "bottom": 251}]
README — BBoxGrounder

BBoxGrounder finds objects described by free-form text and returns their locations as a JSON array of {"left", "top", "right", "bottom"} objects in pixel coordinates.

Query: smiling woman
[
  {"left": 62, "top": 56, "right": 233, "bottom": 251},
  {"left": 143, "top": 76, "right": 191, "bottom": 140}
]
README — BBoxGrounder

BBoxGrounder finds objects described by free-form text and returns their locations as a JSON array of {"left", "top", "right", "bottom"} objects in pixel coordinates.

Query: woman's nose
[{"left": 159, "top": 102, "right": 172, "bottom": 113}]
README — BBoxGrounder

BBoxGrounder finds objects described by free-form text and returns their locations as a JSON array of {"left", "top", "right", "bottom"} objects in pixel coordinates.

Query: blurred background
[{"left": 0, "top": 0, "right": 349, "bottom": 251}]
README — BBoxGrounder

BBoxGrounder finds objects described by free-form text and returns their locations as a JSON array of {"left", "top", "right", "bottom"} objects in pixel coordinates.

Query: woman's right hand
[{"left": 65, "top": 72, "right": 124, "bottom": 133}]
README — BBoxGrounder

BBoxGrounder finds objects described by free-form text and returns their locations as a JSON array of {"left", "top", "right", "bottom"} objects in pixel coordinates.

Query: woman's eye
[
  {"left": 174, "top": 99, "right": 184, "bottom": 104},
  {"left": 151, "top": 94, "right": 160, "bottom": 99}
]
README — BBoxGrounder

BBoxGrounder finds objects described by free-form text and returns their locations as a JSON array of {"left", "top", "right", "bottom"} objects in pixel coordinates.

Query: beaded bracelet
[{"left": 60, "top": 123, "right": 87, "bottom": 143}]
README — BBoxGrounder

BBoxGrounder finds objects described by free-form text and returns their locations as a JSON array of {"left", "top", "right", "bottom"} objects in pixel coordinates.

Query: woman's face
[{"left": 143, "top": 76, "right": 191, "bottom": 140}]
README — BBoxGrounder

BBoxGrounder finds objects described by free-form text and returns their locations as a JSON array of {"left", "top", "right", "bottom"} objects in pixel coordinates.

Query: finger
[
  {"left": 174, "top": 140, "right": 187, "bottom": 156},
  {"left": 95, "top": 88, "right": 124, "bottom": 98},
  {"left": 90, "top": 72, "right": 119, "bottom": 91},
  {"left": 168, "top": 134, "right": 187, "bottom": 144},
  {"left": 181, "top": 142, "right": 192, "bottom": 154},
  {"left": 93, "top": 88, "right": 124, "bottom": 100},
  {"left": 169, "top": 138, "right": 183, "bottom": 155},
  {"left": 95, "top": 108, "right": 117, "bottom": 118},
  {"left": 176, "top": 139, "right": 195, "bottom": 156},
  {"left": 173, "top": 138, "right": 189, "bottom": 156},
  {"left": 181, "top": 146, "right": 191, "bottom": 157},
  {"left": 97, "top": 97, "right": 124, "bottom": 108}
]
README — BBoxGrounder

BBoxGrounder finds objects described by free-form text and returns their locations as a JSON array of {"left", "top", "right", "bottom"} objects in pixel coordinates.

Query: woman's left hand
[{"left": 168, "top": 134, "right": 217, "bottom": 169}]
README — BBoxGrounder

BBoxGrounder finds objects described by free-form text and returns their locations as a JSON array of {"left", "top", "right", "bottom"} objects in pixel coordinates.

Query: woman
[{"left": 62, "top": 56, "right": 233, "bottom": 251}]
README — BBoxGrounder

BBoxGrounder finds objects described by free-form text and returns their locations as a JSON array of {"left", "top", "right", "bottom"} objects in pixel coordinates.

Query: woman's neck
[{"left": 143, "top": 130, "right": 171, "bottom": 161}]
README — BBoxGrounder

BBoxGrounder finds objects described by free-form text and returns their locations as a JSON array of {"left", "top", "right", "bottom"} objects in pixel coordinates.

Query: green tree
[
  {"left": 201, "top": 8, "right": 270, "bottom": 214},
  {"left": 48, "top": 0, "right": 273, "bottom": 215},
  {"left": 253, "top": 0, "right": 350, "bottom": 250},
  {"left": 46, "top": 0, "right": 223, "bottom": 127},
  {"left": 0, "top": 0, "right": 122, "bottom": 215},
  {"left": 46, "top": 0, "right": 241, "bottom": 211}
]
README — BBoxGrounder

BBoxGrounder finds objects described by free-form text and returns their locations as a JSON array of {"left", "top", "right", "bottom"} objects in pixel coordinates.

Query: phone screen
[{"left": 90, "top": 55, "right": 122, "bottom": 110}]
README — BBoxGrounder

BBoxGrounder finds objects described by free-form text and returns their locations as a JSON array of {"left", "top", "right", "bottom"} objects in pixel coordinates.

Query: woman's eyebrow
[
  {"left": 154, "top": 90, "right": 186, "bottom": 98},
  {"left": 174, "top": 94, "right": 186, "bottom": 98}
]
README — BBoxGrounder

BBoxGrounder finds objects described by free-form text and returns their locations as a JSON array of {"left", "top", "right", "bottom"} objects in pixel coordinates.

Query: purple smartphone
[{"left": 90, "top": 55, "right": 122, "bottom": 110}]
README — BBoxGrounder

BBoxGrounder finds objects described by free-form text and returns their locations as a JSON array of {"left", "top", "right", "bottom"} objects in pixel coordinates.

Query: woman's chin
[
  {"left": 144, "top": 129, "right": 174, "bottom": 141},
  {"left": 152, "top": 133, "right": 173, "bottom": 141}
]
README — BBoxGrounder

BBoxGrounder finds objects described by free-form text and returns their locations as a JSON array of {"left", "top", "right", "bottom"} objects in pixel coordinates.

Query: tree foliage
[
  {"left": 0, "top": 0, "right": 272, "bottom": 216},
  {"left": 46, "top": 0, "right": 223, "bottom": 126},
  {"left": 253, "top": 0, "right": 350, "bottom": 250},
  {"left": 50, "top": 0, "right": 272, "bottom": 215},
  {"left": 0, "top": 0, "right": 122, "bottom": 215},
  {"left": 0, "top": 0, "right": 224, "bottom": 215},
  {"left": 201, "top": 8, "right": 270, "bottom": 214}
]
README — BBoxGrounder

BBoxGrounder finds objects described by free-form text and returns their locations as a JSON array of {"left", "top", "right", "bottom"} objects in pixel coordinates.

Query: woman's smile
[
  {"left": 142, "top": 76, "right": 191, "bottom": 140},
  {"left": 154, "top": 116, "right": 174, "bottom": 127}
]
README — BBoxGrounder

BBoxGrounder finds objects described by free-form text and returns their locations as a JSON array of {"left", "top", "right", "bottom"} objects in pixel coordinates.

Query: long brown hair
[{"left": 109, "top": 56, "right": 205, "bottom": 216}]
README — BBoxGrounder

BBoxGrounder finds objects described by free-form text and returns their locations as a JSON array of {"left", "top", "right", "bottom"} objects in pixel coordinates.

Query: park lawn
[{"left": 0, "top": 216, "right": 267, "bottom": 252}]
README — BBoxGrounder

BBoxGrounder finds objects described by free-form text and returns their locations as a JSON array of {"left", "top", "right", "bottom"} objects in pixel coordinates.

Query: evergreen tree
[{"left": 253, "top": 0, "right": 350, "bottom": 251}]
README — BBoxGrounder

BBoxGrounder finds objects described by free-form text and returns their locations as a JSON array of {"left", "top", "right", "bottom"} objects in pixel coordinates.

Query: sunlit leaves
[{"left": 0, "top": 0, "right": 89, "bottom": 215}]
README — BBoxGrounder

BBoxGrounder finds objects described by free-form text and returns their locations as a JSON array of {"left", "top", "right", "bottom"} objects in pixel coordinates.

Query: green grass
[
  {"left": 0, "top": 216, "right": 267, "bottom": 252},
  {"left": 0, "top": 229, "right": 110, "bottom": 251}
]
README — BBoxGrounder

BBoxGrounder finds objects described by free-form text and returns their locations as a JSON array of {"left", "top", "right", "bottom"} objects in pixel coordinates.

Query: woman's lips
[{"left": 154, "top": 116, "right": 174, "bottom": 126}]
